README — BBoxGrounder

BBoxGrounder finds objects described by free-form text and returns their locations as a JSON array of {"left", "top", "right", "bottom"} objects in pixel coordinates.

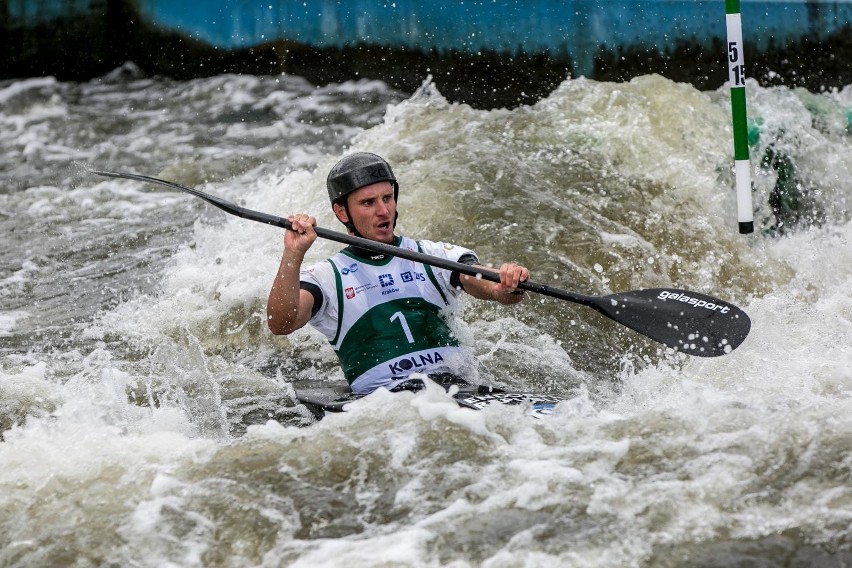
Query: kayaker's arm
[
  {"left": 267, "top": 215, "right": 317, "bottom": 335},
  {"left": 460, "top": 263, "right": 528, "bottom": 305}
]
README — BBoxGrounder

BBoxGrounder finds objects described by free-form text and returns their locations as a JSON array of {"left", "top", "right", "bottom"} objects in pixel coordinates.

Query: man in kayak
[{"left": 266, "top": 152, "right": 529, "bottom": 395}]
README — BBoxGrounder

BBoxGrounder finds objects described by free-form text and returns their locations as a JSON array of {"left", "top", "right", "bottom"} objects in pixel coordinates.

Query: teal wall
[
  {"left": 4, "top": 0, "right": 851, "bottom": 107},
  {"left": 7, "top": 0, "right": 852, "bottom": 76}
]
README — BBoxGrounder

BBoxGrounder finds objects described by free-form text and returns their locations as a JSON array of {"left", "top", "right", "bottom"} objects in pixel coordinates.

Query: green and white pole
[{"left": 726, "top": 0, "right": 754, "bottom": 234}]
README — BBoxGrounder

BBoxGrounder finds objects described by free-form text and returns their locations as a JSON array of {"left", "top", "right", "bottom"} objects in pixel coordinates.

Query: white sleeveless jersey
[{"left": 300, "top": 236, "right": 477, "bottom": 394}]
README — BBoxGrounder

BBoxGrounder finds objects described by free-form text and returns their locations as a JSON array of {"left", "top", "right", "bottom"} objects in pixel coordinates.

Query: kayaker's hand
[
  {"left": 492, "top": 262, "right": 528, "bottom": 305},
  {"left": 285, "top": 214, "right": 317, "bottom": 255}
]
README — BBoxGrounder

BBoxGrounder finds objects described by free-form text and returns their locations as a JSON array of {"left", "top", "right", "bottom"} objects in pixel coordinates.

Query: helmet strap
[{"left": 333, "top": 200, "right": 362, "bottom": 237}]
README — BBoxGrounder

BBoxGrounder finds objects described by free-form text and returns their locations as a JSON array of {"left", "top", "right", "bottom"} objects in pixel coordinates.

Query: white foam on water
[
  {"left": 3, "top": 70, "right": 852, "bottom": 566},
  {"left": 0, "top": 311, "right": 28, "bottom": 337}
]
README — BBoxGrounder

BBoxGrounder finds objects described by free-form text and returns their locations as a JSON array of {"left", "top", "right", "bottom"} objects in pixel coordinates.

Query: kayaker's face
[{"left": 334, "top": 181, "right": 396, "bottom": 243}]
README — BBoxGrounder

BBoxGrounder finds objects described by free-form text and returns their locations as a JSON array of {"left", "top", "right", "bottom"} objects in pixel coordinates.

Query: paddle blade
[{"left": 593, "top": 288, "right": 751, "bottom": 356}]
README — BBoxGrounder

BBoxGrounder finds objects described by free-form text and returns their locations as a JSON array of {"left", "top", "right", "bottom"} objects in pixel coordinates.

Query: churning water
[{"left": 1, "top": 63, "right": 851, "bottom": 566}]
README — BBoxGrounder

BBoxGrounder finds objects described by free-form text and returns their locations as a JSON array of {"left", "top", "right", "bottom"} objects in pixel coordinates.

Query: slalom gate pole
[{"left": 725, "top": 0, "right": 754, "bottom": 235}]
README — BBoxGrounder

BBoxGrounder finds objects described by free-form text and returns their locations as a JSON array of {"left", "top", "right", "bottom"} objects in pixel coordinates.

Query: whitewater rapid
[{"left": 1, "top": 67, "right": 851, "bottom": 566}]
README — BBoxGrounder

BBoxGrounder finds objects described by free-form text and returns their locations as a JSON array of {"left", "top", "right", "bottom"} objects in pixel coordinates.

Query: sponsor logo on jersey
[
  {"left": 401, "top": 271, "right": 426, "bottom": 283},
  {"left": 354, "top": 283, "right": 378, "bottom": 294},
  {"left": 657, "top": 290, "right": 730, "bottom": 313},
  {"left": 345, "top": 287, "right": 355, "bottom": 299},
  {"left": 388, "top": 351, "right": 445, "bottom": 374},
  {"left": 379, "top": 274, "right": 395, "bottom": 287},
  {"left": 341, "top": 263, "right": 358, "bottom": 275}
]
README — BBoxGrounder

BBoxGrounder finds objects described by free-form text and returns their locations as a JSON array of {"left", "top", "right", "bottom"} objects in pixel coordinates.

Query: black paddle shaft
[{"left": 91, "top": 170, "right": 752, "bottom": 356}]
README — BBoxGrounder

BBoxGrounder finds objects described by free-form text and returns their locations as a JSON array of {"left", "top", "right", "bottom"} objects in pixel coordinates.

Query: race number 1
[{"left": 390, "top": 311, "right": 415, "bottom": 343}]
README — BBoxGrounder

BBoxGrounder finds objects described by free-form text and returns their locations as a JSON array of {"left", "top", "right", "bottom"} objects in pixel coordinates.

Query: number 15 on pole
[{"left": 726, "top": 0, "right": 754, "bottom": 235}]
